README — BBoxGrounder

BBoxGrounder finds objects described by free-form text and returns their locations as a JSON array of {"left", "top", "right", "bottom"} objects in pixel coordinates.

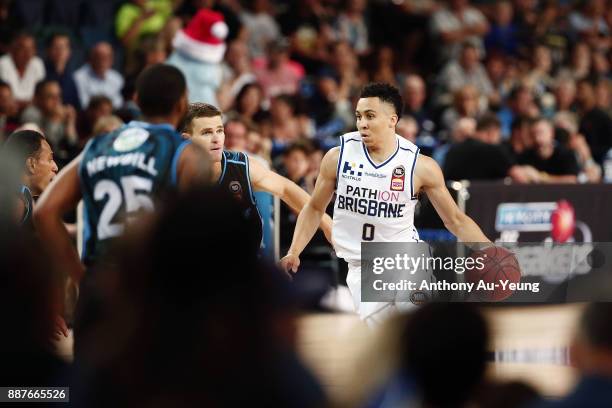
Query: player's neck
[
  {"left": 366, "top": 133, "right": 397, "bottom": 163},
  {"left": 212, "top": 161, "right": 223, "bottom": 183},
  {"left": 142, "top": 115, "right": 177, "bottom": 128}
]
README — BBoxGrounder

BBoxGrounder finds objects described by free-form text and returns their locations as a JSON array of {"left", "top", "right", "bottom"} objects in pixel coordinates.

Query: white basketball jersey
[{"left": 333, "top": 132, "right": 420, "bottom": 262}]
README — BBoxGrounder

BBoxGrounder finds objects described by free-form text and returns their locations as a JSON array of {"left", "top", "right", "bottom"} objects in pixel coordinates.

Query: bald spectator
[
  {"left": 440, "top": 84, "right": 482, "bottom": 134},
  {"left": 518, "top": 118, "right": 579, "bottom": 183},
  {"left": 402, "top": 74, "right": 435, "bottom": 138},
  {"left": 74, "top": 42, "right": 124, "bottom": 108},
  {"left": 438, "top": 41, "right": 493, "bottom": 106},
  {"left": 0, "top": 32, "right": 45, "bottom": 107}
]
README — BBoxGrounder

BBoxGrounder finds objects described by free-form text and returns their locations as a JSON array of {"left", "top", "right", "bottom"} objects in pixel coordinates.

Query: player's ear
[
  {"left": 25, "top": 156, "right": 36, "bottom": 175},
  {"left": 390, "top": 114, "right": 399, "bottom": 128},
  {"left": 181, "top": 131, "right": 191, "bottom": 139}
]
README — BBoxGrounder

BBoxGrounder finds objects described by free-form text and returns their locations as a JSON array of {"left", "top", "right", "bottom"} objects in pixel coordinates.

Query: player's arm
[
  {"left": 33, "top": 155, "right": 85, "bottom": 284},
  {"left": 249, "top": 157, "right": 333, "bottom": 243},
  {"left": 415, "top": 154, "right": 490, "bottom": 243},
  {"left": 280, "top": 148, "right": 338, "bottom": 273},
  {"left": 176, "top": 142, "right": 212, "bottom": 190}
]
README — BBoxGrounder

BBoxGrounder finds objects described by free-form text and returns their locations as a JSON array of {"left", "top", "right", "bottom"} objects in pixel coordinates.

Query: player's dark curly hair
[{"left": 359, "top": 82, "right": 404, "bottom": 117}]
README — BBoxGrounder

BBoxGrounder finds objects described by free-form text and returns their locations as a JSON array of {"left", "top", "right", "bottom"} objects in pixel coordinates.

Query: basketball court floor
[{"left": 55, "top": 303, "right": 582, "bottom": 404}]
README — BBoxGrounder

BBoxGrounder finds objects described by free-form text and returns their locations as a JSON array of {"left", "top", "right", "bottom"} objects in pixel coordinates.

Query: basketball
[{"left": 466, "top": 246, "right": 521, "bottom": 302}]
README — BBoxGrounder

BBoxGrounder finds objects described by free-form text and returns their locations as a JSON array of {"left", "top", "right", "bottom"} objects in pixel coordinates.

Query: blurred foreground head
[
  {"left": 78, "top": 186, "right": 325, "bottom": 407},
  {"left": 401, "top": 303, "right": 489, "bottom": 407}
]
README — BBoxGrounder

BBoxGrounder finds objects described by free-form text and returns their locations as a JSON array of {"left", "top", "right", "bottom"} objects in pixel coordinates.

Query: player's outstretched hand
[{"left": 280, "top": 253, "right": 300, "bottom": 277}]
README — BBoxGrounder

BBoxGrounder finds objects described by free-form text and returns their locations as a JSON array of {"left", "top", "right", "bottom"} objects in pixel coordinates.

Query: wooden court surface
[
  {"left": 296, "top": 304, "right": 584, "bottom": 404},
  {"left": 55, "top": 304, "right": 583, "bottom": 404}
]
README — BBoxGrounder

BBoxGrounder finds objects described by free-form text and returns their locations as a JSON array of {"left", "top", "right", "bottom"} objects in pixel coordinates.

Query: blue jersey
[{"left": 78, "top": 121, "right": 190, "bottom": 265}]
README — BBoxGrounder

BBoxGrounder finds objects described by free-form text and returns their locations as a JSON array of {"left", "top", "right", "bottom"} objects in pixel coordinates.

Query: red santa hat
[{"left": 172, "top": 9, "right": 228, "bottom": 63}]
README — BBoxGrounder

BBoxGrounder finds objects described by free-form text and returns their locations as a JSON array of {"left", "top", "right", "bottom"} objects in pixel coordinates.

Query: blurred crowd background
[{"left": 1, "top": 0, "right": 611, "bottom": 187}]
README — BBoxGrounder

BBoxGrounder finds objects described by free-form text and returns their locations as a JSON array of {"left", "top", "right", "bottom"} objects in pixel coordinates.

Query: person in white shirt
[
  {"left": 73, "top": 42, "right": 124, "bottom": 109},
  {"left": 0, "top": 32, "right": 45, "bottom": 107}
]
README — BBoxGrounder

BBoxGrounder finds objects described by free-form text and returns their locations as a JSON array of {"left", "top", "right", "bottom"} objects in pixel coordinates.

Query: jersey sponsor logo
[
  {"left": 342, "top": 161, "right": 364, "bottom": 181},
  {"left": 336, "top": 185, "right": 405, "bottom": 218},
  {"left": 363, "top": 171, "right": 387, "bottom": 179},
  {"left": 229, "top": 180, "right": 243, "bottom": 199},
  {"left": 113, "top": 127, "right": 150, "bottom": 152},
  {"left": 390, "top": 165, "right": 405, "bottom": 191}
]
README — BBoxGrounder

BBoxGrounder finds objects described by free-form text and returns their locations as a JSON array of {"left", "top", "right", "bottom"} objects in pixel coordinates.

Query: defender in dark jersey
[
  {"left": 2, "top": 130, "right": 58, "bottom": 230},
  {"left": 34, "top": 64, "right": 209, "bottom": 284},
  {"left": 181, "top": 103, "right": 332, "bottom": 249}
]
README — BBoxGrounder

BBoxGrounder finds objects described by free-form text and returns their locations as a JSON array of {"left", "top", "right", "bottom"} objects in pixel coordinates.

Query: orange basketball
[{"left": 465, "top": 246, "right": 521, "bottom": 302}]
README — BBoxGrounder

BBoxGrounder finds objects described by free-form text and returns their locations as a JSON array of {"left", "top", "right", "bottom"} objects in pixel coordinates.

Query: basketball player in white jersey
[{"left": 281, "top": 83, "right": 490, "bottom": 325}]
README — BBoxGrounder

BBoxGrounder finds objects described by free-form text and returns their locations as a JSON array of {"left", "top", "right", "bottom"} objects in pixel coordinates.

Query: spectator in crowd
[
  {"left": 554, "top": 112, "right": 602, "bottom": 183},
  {"left": 264, "top": 94, "right": 311, "bottom": 153},
  {"left": 253, "top": 38, "right": 305, "bottom": 100},
  {"left": 74, "top": 42, "right": 124, "bottom": 109},
  {"left": 115, "top": 0, "right": 173, "bottom": 49},
  {"left": 532, "top": 0, "right": 569, "bottom": 65},
  {"left": 167, "top": 8, "right": 228, "bottom": 105},
  {"left": 92, "top": 115, "right": 124, "bottom": 138},
  {"left": 76, "top": 95, "right": 113, "bottom": 146},
  {"left": 444, "top": 113, "right": 531, "bottom": 182},
  {"left": 557, "top": 42, "right": 592, "bottom": 82},
  {"left": 530, "top": 303, "right": 612, "bottom": 407},
  {"left": 20, "top": 80, "right": 78, "bottom": 166},
  {"left": 433, "top": 116, "right": 476, "bottom": 167},
  {"left": 308, "top": 72, "right": 353, "bottom": 146},
  {"left": 430, "top": 0, "right": 489, "bottom": 63},
  {"left": 484, "top": 1, "right": 519, "bottom": 56},
  {"left": 224, "top": 117, "right": 249, "bottom": 152},
  {"left": 437, "top": 41, "right": 493, "bottom": 106},
  {"left": 505, "top": 115, "right": 534, "bottom": 158},
  {"left": 370, "top": 46, "right": 399, "bottom": 87},
  {"left": 590, "top": 51, "right": 610, "bottom": 82},
  {"left": 518, "top": 117, "right": 579, "bottom": 183},
  {"left": 554, "top": 78, "right": 578, "bottom": 114},
  {"left": 240, "top": 0, "right": 281, "bottom": 58},
  {"left": 0, "top": 32, "right": 45, "bottom": 108},
  {"left": 218, "top": 39, "right": 256, "bottom": 111},
  {"left": 230, "top": 82, "right": 266, "bottom": 128},
  {"left": 244, "top": 126, "right": 272, "bottom": 163},
  {"left": 334, "top": 0, "right": 370, "bottom": 56},
  {"left": 402, "top": 74, "right": 435, "bottom": 139},
  {"left": 326, "top": 40, "right": 362, "bottom": 101},
  {"left": 498, "top": 85, "right": 540, "bottom": 139},
  {"left": 0, "top": 80, "right": 18, "bottom": 141},
  {"left": 569, "top": 0, "right": 609, "bottom": 48},
  {"left": 594, "top": 78, "right": 611, "bottom": 116},
  {"left": 397, "top": 115, "right": 419, "bottom": 143},
  {"left": 484, "top": 52, "right": 514, "bottom": 108},
  {"left": 304, "top": 141, "right": 324, "bottom": 194},
  {"left": 44, "top": 33, "right": 80, "bottom": 110},
  {"left": 440, "top": 84, "right": 482, "bottom": 134},
  {"left": 576, "top": 79, "right": 612, "bottom": 165},
  {"left": 277, "top": 0, "right": 335, "bottom": 73},
  {"left": 525, "top": 44, "right": 555, "bottom": 98}
]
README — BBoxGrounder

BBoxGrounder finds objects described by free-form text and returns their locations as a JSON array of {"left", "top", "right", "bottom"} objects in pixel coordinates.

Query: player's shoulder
[
  {"left": 223, "top": 150, "right": 248, "bottom": 163},
  {"left": 397, "top": 135, "right": 419, "bottom": 154},
  {"left": 339, "top": 131, "right": 362, "bottom": 144}
]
